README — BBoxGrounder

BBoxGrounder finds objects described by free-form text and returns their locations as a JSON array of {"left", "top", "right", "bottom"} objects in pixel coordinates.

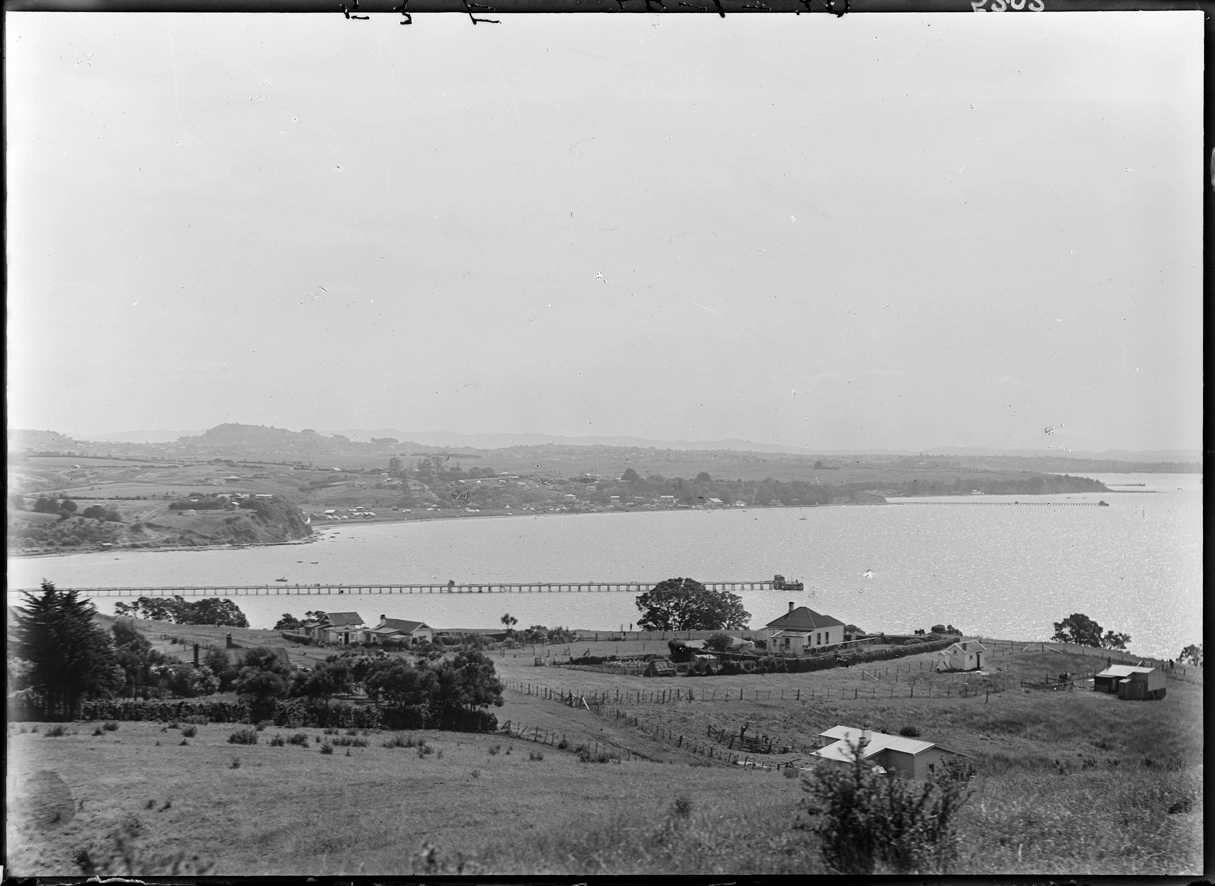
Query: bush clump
[
  {"left": 227, "top": 728, "right": 259, "bottom": 745},
  {"left": 898, "top": 725, "right": 921, "bottom": 738},
  {"left": 103, "top": 721, "right": 120, "bottom": 732},
  {"left": 320, "top": 741, "right": 334, "bottom": 755},
  {"left": 269, "top": 733, "right": 286, "bottom": 747},
  {"left": 287, "top": 732, "right": 310, "bottom": 747},
  {"left": 181, "top": 724, "right": 198, "bottom": 738},
  {"left": 801, "top": 739, "right": 973, "bottom": 874}
]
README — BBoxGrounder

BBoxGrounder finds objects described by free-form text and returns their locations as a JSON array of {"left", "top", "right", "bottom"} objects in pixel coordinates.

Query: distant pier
[
  {"left": 888, "top": 500, "right": 1109, "bottom": 506},
  {"left": 16, "top": 579, "right": 778, "bottom": 598}
]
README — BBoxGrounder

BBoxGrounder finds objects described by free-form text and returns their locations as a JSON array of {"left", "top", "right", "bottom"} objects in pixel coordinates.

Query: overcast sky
[{"left": 5, "top": 11, "right": 1203, "bottom": 452}]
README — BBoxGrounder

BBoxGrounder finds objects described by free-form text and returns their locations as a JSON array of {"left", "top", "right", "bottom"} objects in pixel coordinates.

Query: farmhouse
[
  {"left": 1093, "top": 664, "right": 1166, "bottom": 700},
  {"left": 809, "top": 726, "right": 970, "bottom": 780},
  {"left": 304, "top": 612, "right": 366, "bottom": 645},
  {"left": 363, "top": 615, "right": 435, "bottom": 646},
  {"left": 935, "top": 640, "right": 987, "bottom": 672},
  {"left": 765, "top": 603, "right": 845, "bottom": 654}
]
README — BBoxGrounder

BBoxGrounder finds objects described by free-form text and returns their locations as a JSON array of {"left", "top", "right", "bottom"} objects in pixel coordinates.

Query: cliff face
[{"left": 9, "top": 495, "right": 312, "bottom": 554}]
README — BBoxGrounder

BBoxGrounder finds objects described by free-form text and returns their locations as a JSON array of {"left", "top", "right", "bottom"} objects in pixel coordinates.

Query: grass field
[{"left": 6, "top": 622, "right": 1203, "bottom": 877}]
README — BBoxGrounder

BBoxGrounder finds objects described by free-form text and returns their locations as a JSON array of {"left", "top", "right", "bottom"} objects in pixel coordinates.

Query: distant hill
[
  {"left": 322, "top": 429, "right": 860, "bottom": 455},
  {"left": 75, "top": 429, "right": 205, "bottom": 444},
  {"left": 7, "top": 429, "right": 78, "bottom": 453}
]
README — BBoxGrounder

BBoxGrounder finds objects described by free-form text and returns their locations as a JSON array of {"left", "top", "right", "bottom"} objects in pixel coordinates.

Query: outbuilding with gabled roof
[{"left": 809, "top": 726, "right": 970, "bottom": 780}]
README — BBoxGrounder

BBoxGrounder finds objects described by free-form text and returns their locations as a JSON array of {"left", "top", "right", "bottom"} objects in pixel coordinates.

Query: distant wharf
[
  {"left": 18, "top": 579, "right": 780, "bottom": 598},
  {"left": 888, "top": 500, "right": 1109, "bottom": 506}
]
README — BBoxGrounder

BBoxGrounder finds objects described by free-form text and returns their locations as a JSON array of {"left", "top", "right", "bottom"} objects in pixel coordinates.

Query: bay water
[{"left": 8, "top": 473, "right": 1201, "bottom": 659}]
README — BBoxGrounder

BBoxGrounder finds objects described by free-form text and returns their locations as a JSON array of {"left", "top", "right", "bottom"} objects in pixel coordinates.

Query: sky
[{"left": 5, "top": 11, "right": 1204, "bottom": 453}]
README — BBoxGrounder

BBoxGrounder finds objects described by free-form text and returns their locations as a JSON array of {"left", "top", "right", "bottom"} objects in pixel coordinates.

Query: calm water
[{"left": 8, "top": 473, "right": 1202, "bottom": 658}]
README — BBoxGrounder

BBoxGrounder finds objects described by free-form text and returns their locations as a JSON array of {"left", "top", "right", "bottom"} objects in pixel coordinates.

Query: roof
[
  {"left": 941, "top": 640, "right": 988, "bottom": 655},
  {"left": 765, "top": 606, "right": 845, "bottom": 631},
  {"left": 322, "top": 612, "right": 364, "bottom": 627},
  {"left": 818, "top": 726, "right": 939, "bottom": 756},
  {"left": 379, "top": 617, "right": 431, "bottom": 633},
  {"left": 1097, "top": 664, "right": 1155, "bottom": 678}
]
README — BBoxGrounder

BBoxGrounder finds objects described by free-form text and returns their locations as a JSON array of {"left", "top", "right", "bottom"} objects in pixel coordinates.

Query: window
[{"left": 928, "top": 763, "right": 936, "bottom": 774}]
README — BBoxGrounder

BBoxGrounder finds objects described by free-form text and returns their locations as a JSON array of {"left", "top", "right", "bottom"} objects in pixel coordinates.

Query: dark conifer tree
[{"left": 13, "top": 581, "right": 121, "bottom": 719}]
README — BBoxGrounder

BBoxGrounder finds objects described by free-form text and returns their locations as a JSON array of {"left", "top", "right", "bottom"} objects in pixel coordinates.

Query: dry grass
[{"left": 5, "top": 643, "right": 1202, "bottom": 877}]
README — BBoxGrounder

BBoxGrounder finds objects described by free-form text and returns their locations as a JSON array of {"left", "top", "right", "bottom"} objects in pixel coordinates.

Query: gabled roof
[
  {"left": 379, "top": 617, "right": 431, "bottom": 633},
  {"left": 818, "top": 726, "right": 939, "bottom": 756},
  {"left": 1097, "top": 664, "right": 1155, "bottom": 678},
  {"left": 940, "top": 640, "right": 988, "bottom": 655},
  {"left": 322, "top": 612, "right": 364, "bottom": 627},
  {"left": 765, "top": 606, "right": 845, "bottom": 631}
]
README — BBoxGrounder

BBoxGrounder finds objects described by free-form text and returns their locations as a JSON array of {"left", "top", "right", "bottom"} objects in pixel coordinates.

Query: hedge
[{"left": 42, "top": 697, "right": 499, "bottom": 732}]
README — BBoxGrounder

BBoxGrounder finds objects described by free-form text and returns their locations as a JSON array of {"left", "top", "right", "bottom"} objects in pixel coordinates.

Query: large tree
[
  {"left": 1178, "top": 643, "right": 1202, "bottom": 666},
  {"left": 1052, "top": 613, "right": 1131, "bottom": 650},
  {"left": 12, "top": 581, "right": 122, "bottom": 719},
  {"left": 635, "top": 577, "right": 750, "bottom": 632},
  {"left": 114, "top": 595, "right": 248, "bottom": 628}
]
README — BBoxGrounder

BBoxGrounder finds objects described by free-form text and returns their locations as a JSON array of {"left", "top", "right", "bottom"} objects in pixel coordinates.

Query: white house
[
  {"left": 765, "top": 603, "right": 846, "bottom": 654},
  {"left": 363, "top": 616, "right": 435, "bottom": 646},
  {"left": 935, "top": 640, "right": 987, "bottom": 672},
  {"left": 808, "top": 726, "right": 970, "bottom": 780},
  {"left": 304, "top": 611, "right": 366, "bottom": 646}
]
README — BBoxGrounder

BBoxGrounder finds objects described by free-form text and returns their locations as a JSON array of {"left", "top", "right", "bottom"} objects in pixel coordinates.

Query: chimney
[
  {"left": 381, "top": 614, "right": 386, "bottom": 623},
  {"left": 788, "top": 601, "right": 794, "bottom": 613}
]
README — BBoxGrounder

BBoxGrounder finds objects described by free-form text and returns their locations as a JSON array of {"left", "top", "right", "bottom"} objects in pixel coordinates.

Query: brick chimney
[{"left": 788, "top": 601, "right": 794, "bottom": 613}]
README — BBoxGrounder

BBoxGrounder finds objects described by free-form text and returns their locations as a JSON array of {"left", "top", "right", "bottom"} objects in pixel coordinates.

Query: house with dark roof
[
  {"left": 363, "top": 615, "right": 435, "bottom": 646},
  {"left": 807, "top": 726, "right": 970, "bottom": 780},
  {"left": 764, "top": 602, "right": 846, "bottom": 654},
  {"left": 303, "top": 611, "right": 365, "bottom": 646}
]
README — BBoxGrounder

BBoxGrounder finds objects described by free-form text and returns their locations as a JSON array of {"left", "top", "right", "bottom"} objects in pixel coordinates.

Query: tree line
[{"left": 10, "top": 582, "right": 504, "bottom": 732}]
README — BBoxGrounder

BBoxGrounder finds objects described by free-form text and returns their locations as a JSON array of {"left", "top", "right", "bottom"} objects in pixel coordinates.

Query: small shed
[
  {"left": 808, "top": 726, "right": 970, "bottom": 780},
  {"left": 935, "top": 640, "right": 987, "bottom": 672},
  {"left": 1094, "top": 664, "right": 1166, "bottom": 700},
  {"left": 643, "top": 659, "right": 676, "bottom": 678}
]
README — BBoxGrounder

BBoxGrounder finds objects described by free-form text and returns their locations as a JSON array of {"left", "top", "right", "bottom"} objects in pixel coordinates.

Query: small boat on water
[{"left": 275, "top": 577, "right": 288, "bottom": 582}]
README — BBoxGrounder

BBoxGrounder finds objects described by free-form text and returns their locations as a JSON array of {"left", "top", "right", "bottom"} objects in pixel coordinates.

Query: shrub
[
  {"left": 269, "top": 733, "right": 286, "bottom": 747},
  {"left": 671, "top": 796, "right": 692, "bottom": 816},
  {"left": 255, "top": 721, "right": 271, "bottom": 732},
  {"left": 93, "top": 726, "right": 105, "bottom": 736},
  {"left": 179, "top": 739, "right": 189, "bottom": 746},
  {"left": 227, "top": 728, "right": 259, "bottom": 745},
  {"left": 331, "top": 735, "right": 369, "bottom": 748},
  {"left": 320, "top": 741, "right": 334, "bottom": 755},
  {"left": 288, "top": 732, "right": 310, "bottom": 747},
  {"left": 383, "top": 733, "right": 416, "bottom": 749},
  {"left": 528, "top": 751, "right": 544, "bottom": 761},
  {"left": 417, "top": 741, "right": 434, "bottom": 758},
  {"left": 898, "top": 725, "right": 921, "bottom": 738},
  {"left": 45, "top": 724, "right": 68, "bottom": 737},
  {"left": 103, "top": 721, "right": 120, "bottom": 732},
  {"left": 230, "top": 757, "right": 241, "bottom": 769},
  {"left": 801, "top": 740, "right": 973, "bottom": 874},
  {"left": 181, "top": 724, "right": 198, "bottom": 738},
  {"left": 489, "top": 744, "right": 501, "bottom": 756}
]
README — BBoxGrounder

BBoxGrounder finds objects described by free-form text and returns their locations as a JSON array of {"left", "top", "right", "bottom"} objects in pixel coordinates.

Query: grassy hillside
[{"left": 6, "top": 617, "right": 1203, "bottom": 876}]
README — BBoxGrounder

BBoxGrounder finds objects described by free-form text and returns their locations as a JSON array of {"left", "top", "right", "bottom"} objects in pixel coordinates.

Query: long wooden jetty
[
  {"left": 888, "top": 501, "right": 1109, "bottom": 506},
  {"left": 18, "top": 579, "right": 779, "bottom": 598}
]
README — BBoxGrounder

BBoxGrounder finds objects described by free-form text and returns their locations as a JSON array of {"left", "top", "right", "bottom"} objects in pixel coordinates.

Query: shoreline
[{"left": 5, "top": 480, "right": 1180, "bottom": 561}]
